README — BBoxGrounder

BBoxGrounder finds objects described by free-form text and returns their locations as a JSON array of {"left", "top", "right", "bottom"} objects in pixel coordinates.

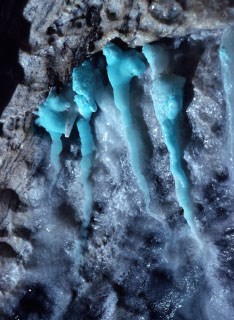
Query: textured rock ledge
[{"left": 0, "top": 1, "right": 233, "bottom": 319}]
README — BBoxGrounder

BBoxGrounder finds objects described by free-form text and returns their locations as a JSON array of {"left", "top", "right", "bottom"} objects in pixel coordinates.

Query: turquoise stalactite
[
  {"left": 35, "top": 87, "right": 72, "bottom": 173},
  {"left": 103, "top": 43, "right": 151, "bottom": 211},
  {"left": 219, "top": 26, "right": 234, "bottom": 183},
  {"left": 35, "top": 59, "right": 97, "bottom": 228},
  {"left": 72, "top": 60, "right": 97, "bottom": 227},
  {"left": 143, "top": 43, "right": 197, "bottom": 235}
]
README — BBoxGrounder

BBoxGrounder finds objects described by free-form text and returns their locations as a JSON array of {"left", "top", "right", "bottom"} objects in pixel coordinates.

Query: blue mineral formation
[
  {"left": 219, "top": 26, "right": 234, "bottom": 184},
  {"left": 72, "top": 61, "right": 97, "bottom": 227},
  {"left": 35, "top": 87, "right": 72, "bottom": 173},
  {"left": 143, "top": 43, "right": 197, "bottom": 235},
  {"left": 103, "top": 43, "right": 151, "bottom": 211},
  {"left": 35, "top": 59, "right": 97, "bottom": 233}
]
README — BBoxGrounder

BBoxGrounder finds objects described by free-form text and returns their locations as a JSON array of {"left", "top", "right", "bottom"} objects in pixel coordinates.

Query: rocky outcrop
[{"left": 0, "top": 1, "right": 233, "bottom": 319}]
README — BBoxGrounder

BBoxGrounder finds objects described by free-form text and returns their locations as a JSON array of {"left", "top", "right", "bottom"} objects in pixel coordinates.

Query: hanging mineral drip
[
  {"left": 72, "top": 60, "right": 97, "bottom": 229},
  {"left": 35, "top": 85, "right": 76, "bottom": 180},
  {"left": 103, "top": 43, "right": 151, "bottom": 213},
  {"left": 143, "top": 43, "right": 197, "bottom": 236}
]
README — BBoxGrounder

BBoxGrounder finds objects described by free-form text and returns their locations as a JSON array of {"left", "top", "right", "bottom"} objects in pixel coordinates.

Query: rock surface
[{"left": 0, "top": 1, "right": 233, "bottom": 319}]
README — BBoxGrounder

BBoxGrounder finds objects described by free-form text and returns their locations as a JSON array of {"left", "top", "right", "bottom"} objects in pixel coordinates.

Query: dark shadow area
[
  {"left": 0, "top": 241, "right": 18, "bottom": 258},
  {"left": 14, "top": 226, "right": 32, "bottom": 241},
  {"left": 0, "top": 0, "right": 31, "bottom": 117},
  {"left": 56, "top": 202, "right": 80, "bottom": 227},
  {"left": 61, "top": 122, "right": 81, "bottom": 160},
  {"left": 111, "top": 37, "right": 130, "bottom": 50},
  {"left": 0, "top": 188, "right": 25, "bottom": 212},
  {"left": 173, "top": 36, "right": 206, "bottom": 150},
  {"left": 14, "top": 283, "right": 53, "bottom": 320},
  {"left": 130, "top": 78, "right": 155, "bottom": 170},
  {"left": 0, "top": 227, "right": 8, "bottom": 237}
]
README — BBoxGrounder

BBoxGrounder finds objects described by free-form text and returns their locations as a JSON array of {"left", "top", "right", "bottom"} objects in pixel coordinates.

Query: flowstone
[{"left": 0, "top": 1, "right": 233, "bottom": 320}]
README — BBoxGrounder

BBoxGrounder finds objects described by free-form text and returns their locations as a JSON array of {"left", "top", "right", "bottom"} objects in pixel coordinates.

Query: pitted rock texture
[{"left": 0, "top": 1, "right": 233, "bottom": 320}]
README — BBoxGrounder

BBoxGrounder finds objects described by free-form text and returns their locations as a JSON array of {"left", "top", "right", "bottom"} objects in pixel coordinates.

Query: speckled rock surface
[{"left": 0, "top": 1, "right": 233, "bottom": 319}]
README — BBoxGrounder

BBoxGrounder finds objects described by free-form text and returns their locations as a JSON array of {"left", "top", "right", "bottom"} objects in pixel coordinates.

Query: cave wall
[{"left": 0, "top": 1, "right": 233, "bottom": 319}]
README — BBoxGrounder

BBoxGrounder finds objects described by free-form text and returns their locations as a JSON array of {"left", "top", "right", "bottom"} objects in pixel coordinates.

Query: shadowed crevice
[{"left": 0, "top": 0, "right": 31, "bottom": 117}]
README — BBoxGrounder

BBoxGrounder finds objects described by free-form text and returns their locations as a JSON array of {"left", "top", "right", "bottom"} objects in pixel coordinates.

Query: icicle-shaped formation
[
  {"left": 143, "top": 44, "right": 197, "bottom": 235},
  {"left": 72, "top": 61, "right": 97, "bottom": 227},
  {"left": 103, "top": 43, "right": 151, "bottom": 211},
  {"left": 219, "top": 26, "right": 234, "bottom": 184},
  {"left": 35, "top": 87, "right": 73, "bottom": 173}
]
